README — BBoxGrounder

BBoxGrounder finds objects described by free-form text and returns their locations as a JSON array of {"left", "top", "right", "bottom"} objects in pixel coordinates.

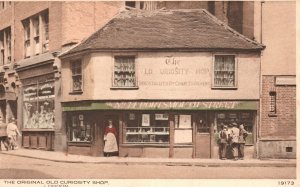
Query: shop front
[
  {"left": 15, "top": 55, "right": 57, "bottom": 151},
  {"left": 63, "top": 100, "right": 258, "bottom": 158}
]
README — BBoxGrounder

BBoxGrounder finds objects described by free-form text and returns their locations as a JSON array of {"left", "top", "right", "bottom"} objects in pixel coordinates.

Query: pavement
[{"left": 0, "top": 148, "right": 296, "bottom": 167}]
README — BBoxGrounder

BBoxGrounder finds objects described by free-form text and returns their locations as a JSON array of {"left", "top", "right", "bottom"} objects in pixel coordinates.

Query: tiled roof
[{"left": 62, "top": 9, "right": 264, "bottom": 56}]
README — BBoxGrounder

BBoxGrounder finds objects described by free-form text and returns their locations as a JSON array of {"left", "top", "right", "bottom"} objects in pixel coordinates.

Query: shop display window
[
  {"left": 23, "top": 81, "right": 55, "bottom": 129},
  {"left": 68, "top": 114, "right": 93, "bottom": 142},
  {"left": 113, "top": 56, "right": 136, "bottom": 88},
  {"left": 125, "top": 113, "right": 169, "bottom": 144},
  {"left": 215, "top": 111, "right": 255, "bottom": 144},
  {"left": 213, "top": 55, "right": 236, "bottom": 88}
]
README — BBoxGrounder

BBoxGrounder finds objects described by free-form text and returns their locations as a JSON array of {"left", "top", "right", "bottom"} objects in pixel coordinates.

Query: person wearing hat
[
  {"left": 229, "top": 122, "right": 240, "bottom": 160},
  {"left": 218, "top": 124, "right": 229, "bottom": 160},
  {"left": 6, "top": 118, "right": 21, "bottom": 150},
  {"left": 238, "top": 124, "right": 249, "bottom": 160}
]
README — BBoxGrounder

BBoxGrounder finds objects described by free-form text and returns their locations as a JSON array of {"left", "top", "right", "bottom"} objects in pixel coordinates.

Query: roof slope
[{"left": 62, "top": 9, "right": 264, "bottom": 56}]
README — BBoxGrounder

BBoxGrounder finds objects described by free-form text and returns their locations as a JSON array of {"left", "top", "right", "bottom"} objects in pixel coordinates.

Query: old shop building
[{"left": 60, "top": 9, "right": 264, "bottom": 158}]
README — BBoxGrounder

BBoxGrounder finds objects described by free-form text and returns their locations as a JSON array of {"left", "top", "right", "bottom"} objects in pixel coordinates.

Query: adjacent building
[
  {"left": 0, "top": 1, "right": 123, "bottom": 151},
  {"left": 256, "top": 1, "right": 296, "bottom": 159},
  {"left": 59, "top": 9, "right": 264, "bottom": 158}
]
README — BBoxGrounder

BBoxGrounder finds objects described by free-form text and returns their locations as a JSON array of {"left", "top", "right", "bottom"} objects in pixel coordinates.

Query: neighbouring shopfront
[
  {"left": 63, "top": 100, "right": 258, "bottom": 158},
  {"left": 15, "top": 54, "right": 58, "bottom": 151}
]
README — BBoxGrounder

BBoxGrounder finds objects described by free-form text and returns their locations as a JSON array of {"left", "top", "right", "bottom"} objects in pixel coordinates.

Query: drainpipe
[{"left": 258, "top": 0, "right": 265, "bottom": 159}]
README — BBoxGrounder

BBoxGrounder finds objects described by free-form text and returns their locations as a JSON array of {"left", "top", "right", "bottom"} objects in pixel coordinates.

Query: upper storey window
[
  {"left": 125, "top": 1, "right": 157, "bottom": 10},
  {"left": 0, "top": 27, "right": 12, "bottom": 65},
  {"left": 0, "top": 1, "right": 11, "bottom": 11},
  {"left": 213, "top": 55, "right": 237, "bottom": 89},
  {"left": 113, "top": 56, "right": 137, "bottom": 88},
  {"left": 22, "top": 10, "right": 49, "bottom": 58}
]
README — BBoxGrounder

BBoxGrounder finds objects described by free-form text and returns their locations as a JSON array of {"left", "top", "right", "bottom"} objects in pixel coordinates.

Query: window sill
[
  {"left": 120, "top": 143, "right": 170, "bottom": 147},
  {"left": 69, "top": 90, "right": 83, "bottom": 95},
  {"left": 211, "top": 86, "right": 237, "bottom": 90},
  {"left": 268, "top": 113, "right": 277, "bottom": 117},
  {"left": 110, "top": 86, "right": 139, "bottom": 90},
  {"left": 67, "top": 141, "right": 91, "bottom": 146}
]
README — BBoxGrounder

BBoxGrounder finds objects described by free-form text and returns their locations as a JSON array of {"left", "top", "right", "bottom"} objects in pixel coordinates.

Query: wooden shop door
[{"left": 194, "top": 113, "right": 211, "bottom": 158}]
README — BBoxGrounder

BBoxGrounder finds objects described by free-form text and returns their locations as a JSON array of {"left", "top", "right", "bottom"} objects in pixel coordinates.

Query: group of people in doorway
[
  {"left": 0, "top": 117, "right": 21, "bottom": 151},
  {"left": 218, "top": 122, "right": 249, "bottom": 160}
]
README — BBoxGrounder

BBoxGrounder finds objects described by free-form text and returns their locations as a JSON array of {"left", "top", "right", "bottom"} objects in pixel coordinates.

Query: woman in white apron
[{"left": 103, "top": 120, "right": 118, "bottom": 157}]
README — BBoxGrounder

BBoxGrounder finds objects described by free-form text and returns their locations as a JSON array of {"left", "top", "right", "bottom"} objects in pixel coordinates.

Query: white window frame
[
  {"left": 212, "top": 54, "right": 238, "bottom": 89},
  {"left": 70, "top": 59, "right": 83, "bottom": 93},
  {"left": 112, "top": 54, "right": 138, "bottom": 89},
  {"left": 0, "top": 27, "right": 11, "bottom": 65},
  {"left": 22, "top": 10, "right": 49, "bottom": 58}
]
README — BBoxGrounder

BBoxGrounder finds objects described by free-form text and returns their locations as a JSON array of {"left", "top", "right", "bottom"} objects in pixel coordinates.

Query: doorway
[
  {"left": 194, "top": 111, "right": 212, "bottom": 158},
  {"left": 92, "top": 113, "right": 120, "bottom": 157}
]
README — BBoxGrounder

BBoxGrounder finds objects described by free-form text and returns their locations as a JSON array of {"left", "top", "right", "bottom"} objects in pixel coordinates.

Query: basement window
[{"left": 286, "top": 147, "right": 293, "bottom": 153}]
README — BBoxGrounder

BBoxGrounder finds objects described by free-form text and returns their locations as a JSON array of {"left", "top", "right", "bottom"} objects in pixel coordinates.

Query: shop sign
[
  {"left": 24, "top": 82, "right": 54, "bottom": 101},
  {"left": 275, "top": 77, "right": 296, "bottom": 85},
  {"left": 63, "top": 101, "right": 258, "bottom": 111},
  {"left": 179, "top": 115, "right": 191, "bottom": 128},
  {"left": 129, "top": 113, "right": 135, "bottom": 120},
  {"left": 155, "top": 114, "right": 169, "bottom": 120},
  {"left": 104, "top": 101, "right": 257, "bottom": 110},
  {"left": 142, "top": 114, "right": 150, "bottom": 126}
]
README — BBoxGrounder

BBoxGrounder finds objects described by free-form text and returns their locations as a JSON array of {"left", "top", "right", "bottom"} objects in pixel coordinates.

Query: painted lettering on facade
[
  {"left": 141, "top": 56, "right": 210, "bottom": 87},
  {"left": 105, "top": 101, "right": 239, "bottom": 110}
]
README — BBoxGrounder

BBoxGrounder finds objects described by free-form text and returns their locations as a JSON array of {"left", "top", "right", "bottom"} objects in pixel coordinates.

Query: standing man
[
  {"left": 238, "top": 124, "right": 249, "bottom": 160},
  {"left": 7, "top": 118, "right": 21, "bottom": 150},
  {"left": 218, "top": 124, "right": 229, "bottom": 160},
  {"left": 229, "top": 122, "right": 240, "bottom": 161}
]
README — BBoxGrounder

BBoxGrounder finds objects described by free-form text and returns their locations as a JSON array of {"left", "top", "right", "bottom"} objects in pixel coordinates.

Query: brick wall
[
  {"left": 260, "top": 76, "right": 296, "bottom": 139},
  {"left": 49, "top": 2, "right": 63, "bottom": 52},
  {"left": 61, "top": 1, "right": 122, "bottom": 46}
]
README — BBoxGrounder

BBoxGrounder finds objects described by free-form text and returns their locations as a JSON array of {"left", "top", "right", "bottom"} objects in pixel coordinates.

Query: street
[{"left": 0, "top": 154, "right": 296, "bottom": 179}]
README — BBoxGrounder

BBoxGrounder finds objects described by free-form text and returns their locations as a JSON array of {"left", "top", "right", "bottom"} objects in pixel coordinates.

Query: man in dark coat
[{"left": 238, "top": 124, "right": 249, "bottom": 160}]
